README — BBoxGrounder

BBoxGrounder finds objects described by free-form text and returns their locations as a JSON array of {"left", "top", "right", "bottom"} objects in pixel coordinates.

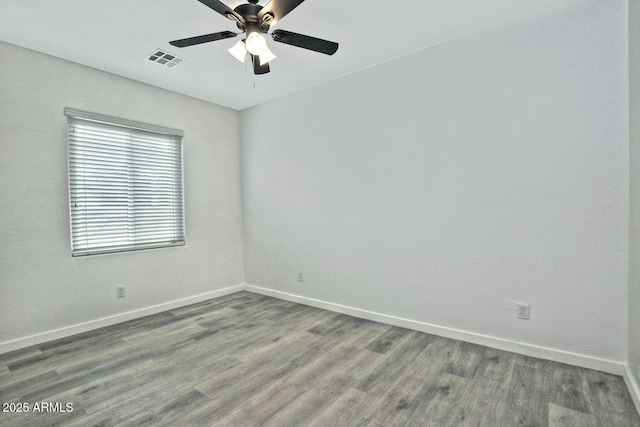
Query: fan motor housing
[{"left": 234, "top": 3, "right": 273, "bottom": 32}]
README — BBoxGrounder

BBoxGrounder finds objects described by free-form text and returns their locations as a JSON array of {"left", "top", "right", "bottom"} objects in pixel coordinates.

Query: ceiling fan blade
[
  {"left": 198, "top": 0, "right": 245, "bottom": 23},
  {"left": 271, "top": 29, "right": 338, "bottom": 55},
  {"left": 258, "top": 0, "right": 306, "bottom": 27},
  {"left": 252, "top": 54, "right": 270, "bottom": 75},
  {"left": 169, "top": 31, "right": 238, "bottom": 48}
]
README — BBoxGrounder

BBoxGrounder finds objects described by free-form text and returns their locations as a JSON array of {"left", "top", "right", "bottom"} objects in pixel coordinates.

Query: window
[{"left": 66, "top": 108, "right": 185, "bottom": 256}]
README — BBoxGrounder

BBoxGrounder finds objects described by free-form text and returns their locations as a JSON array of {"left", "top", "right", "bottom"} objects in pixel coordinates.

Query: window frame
[{"left": 65, "top": 108, "right": 185, "bottom": 257}]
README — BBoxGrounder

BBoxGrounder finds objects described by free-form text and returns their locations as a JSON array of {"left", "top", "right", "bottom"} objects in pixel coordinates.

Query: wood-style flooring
[{"left": 0, "top": 291, "right": 638, "bottom": 426}]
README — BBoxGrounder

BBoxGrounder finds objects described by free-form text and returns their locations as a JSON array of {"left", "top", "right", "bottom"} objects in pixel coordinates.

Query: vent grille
[{"left": 148, "top": 49, "right": 184, "bottom": 68}]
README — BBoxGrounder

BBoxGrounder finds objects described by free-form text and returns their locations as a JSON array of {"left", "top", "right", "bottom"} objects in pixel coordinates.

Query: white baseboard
[
  {"left": 3, "top": 281, "right": 637, "bottom": 413},
  {"left": 1, "top": 282, "right": 628, "bottom": 380},
  {"left": 624, "top": 364, "right": 640, "bottom": 414},
  {"left": 0, "top": 284, "right": 244, "bottom": 355},
  {"left": 245, "top": 284, "right": 625, "bottom": 376}
]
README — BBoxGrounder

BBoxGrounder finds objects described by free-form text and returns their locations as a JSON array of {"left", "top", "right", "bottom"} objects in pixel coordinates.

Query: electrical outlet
[
  {"left": 297, "top": 271, "right": 304, "bottom": 283},
  {"left": 116, "top": 286, "right": 126, "bottom": 298},
  {"left": 517, "top": 304, "right": 530, "bottom": 320}
]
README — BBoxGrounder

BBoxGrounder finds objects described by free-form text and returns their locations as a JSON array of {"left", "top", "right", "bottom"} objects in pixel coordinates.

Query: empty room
[{"left": 2, "top": 0, "right": 640, "bottom": 425}]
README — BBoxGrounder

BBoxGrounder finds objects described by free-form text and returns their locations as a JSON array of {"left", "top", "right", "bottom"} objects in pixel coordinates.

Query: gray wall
[
  {"left": 241, "top": 0, "right": 628, "bottom": 363},
  {"left": 629, "top": 0, "right": 640, "bottom": 389},
  {"left": 0, "top": 41, "right": 244, "bottom": 347}
]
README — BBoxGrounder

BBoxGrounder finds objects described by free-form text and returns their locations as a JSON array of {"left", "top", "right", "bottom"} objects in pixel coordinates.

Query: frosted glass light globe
[{"left": 245, "top": 31, "right": 267, "bottom": 55}]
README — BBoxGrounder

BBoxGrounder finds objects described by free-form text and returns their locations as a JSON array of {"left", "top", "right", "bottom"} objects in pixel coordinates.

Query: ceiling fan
[{"left": 169, "top": 0, "right": 339, "bottom": 75}]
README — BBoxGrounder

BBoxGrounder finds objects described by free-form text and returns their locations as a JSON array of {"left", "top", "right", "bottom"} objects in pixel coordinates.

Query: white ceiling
[{"left": 0, "top": 0, "right": 574, "bottom": 111}]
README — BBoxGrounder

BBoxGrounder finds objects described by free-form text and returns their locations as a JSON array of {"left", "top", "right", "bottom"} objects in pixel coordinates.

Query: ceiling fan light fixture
[
  {"left": 228, "top": 40, "right": 247, "bottom": 63},
  {"left": 245, "top": 31, "right": 267, "bottom": 56},
  {"left": 168, "top": 0, "right": 340, "bottom": 75},
  {"left": 259, "top": 45, "right": 276, "bottom": 65}
]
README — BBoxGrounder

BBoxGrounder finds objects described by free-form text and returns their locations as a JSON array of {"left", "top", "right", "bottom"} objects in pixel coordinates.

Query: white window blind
[{"left": 66, "top": 108, "right": 185, "bottom": 256}]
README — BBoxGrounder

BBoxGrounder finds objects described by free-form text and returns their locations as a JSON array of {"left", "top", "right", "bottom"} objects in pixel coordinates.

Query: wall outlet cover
[{"left": 517, "top": 304, "right": 530, "bottom": 320}]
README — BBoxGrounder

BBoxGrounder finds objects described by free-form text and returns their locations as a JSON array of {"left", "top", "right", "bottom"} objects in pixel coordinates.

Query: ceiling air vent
[{"left": 147, "top": 49, "right": 184, "bottom": 68}]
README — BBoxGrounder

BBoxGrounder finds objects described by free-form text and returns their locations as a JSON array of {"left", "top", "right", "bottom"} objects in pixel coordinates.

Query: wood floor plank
[
  {"left": 279, "top": 344, "right": 366, "bottom": 391},
  {"left": 261, "top": 348, "right": 383, "bottom": 427},
  {"left": 355, "top": 330, "right": 432, "bottom": 397},
  {"left": 188, "top": 361, "right": 296, "bottom": 424},
  {"left": 187, "top": 323, "right": 297, "bottom": 363},
  {"left": 235, "top": 329, "right": 321, "bottom": 363},
  {"left": 307, "top": 387, "right": 379, "bottom": 427},
  {"left": 0, "top": 346, "right": 43, "bottom": 366},
  {"left": 550, "top": 363, "right": 594, "bottom": 415},
  {"left": 317, "top": 316, "right": 392, "bottom": 350},
  {"left": 5, "top": 336, "right": 131, "bottom": 384},
  {"left": 187, "top": 314, "right": 278, "bottom": 349},
  {"left": 64, "top": 374, "right": 206, "bottom": 427},
  {"left": 167, "top": 291, "right": 255, "bottom": 316},
  {"left": 0, "top": 403, "right": 87, "bottom": 427},
  {"left": 73, "top": 311, "right": 179, "bottom": 344},
  {"left": 37, "top": 321, "right": 145, "bottom": 354},
  {"left": 584, "top": 368, "right": 639, "bottom": 416},
  {"left": 25, "top": 360, "right": 168, "bottom": 414},
  {"left": 440, "top": 347, "right": 518, "bottom": 426},
  {"left": 306, "top": 311, "right": 351, "bottom": 336},
  {"left": 0, "top": 370, "right": 60, "bottom": 402},
  {"left": 121, "top": 318, "right": 208, "bottom": 346},
  {"left": 403, "top": 372, "right": 471, "bottom": 427},
  {"left": 55, "top": 335, "right": 196, "bottom": 378},
  {"left": 595, "top": 411, "right": 640, "bottom": 427},
  {"left": 364, "top": 337, "right": 453, "bottom": 426},
  {"left": 0, "top": 291, "right": 637, "bottom": 427},
  {"left": 500, "top": 363, "right": 552, "bottom": 426},
  {"left": 261, "top": 373, "right": 355, "bottom": 427},
  {"left": 210, "top": 382, "right": 301, "bottom": 427},
  {"left": 263, "top": 303, "right": 321, "bottom": 325},
  {"left": 239, "top": 336, "right": 376, "bottom": 423},
  {"left": 285, "top": 319, "right": 386, "bottom": 368},
  {"left": 364, "top": 325, "right": 412, "bottom": 354},
  {"left": 549, "top": 403, "right": 598, "bottom": 427},
  {"left": 114, "top": 389, "right": 210, "bottom": 427},
  {"left": 444, "top": 340, "right": 485, "bottom": 380}
]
